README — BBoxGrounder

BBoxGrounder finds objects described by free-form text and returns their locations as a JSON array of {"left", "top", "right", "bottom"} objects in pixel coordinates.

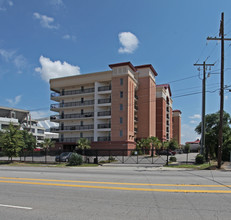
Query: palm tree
[
  {"left": 148, "top": 136, "right": 161, "bottom": 156},
  {"left": 76, "top": 138, "right": 91, "bottom": 156},
  {"left": 42, "top": 138, "right": 55, "bottom": 163}
]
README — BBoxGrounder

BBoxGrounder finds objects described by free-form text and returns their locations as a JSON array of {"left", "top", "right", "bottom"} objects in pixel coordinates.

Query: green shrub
[
  {"left": 195, "top": 154, "right": 204, "bottom": 164},
  {"left": 169, "top": 156, "right": 177, "bottom": 162},
  {"left": 68, "top": 153, "right": 83, "bottom": 166}
]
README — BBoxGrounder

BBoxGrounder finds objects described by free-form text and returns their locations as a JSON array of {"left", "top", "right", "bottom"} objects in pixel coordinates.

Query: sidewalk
[{"left": 222, "top": 162, "right": 231, "bottom": 171}]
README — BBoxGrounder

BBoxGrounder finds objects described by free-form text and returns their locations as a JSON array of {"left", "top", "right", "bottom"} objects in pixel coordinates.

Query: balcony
[
  {"left": 51, "top": 88, "right": 95, "bottom": 98},
  {"left": 97, "top": 111, "right": 111, "bottom": 117},
  {"left": 98, "top": 85, "right": 111, "bottom": 92},
  {"left": 63, "top": 124, "right": 94, "bottom": 131},
  {"left": 50, "top": 115, "right": 60, "bottom": 121},
  {"left": 134, "top": 116, "right": 138, "bottom": 121},
  {"left": 98, "top": 98, "right": 111, "bottom": 105},
  {"left": 60, "top": 137, "right": 94, "bottom": 143},
  {"left": 50, "top": 127, "right": 59, "bottom": 132},
  {"left": 50, "top": 100, "right": 94, "bottom": 110},
  {"left": 97, "top": 136, "right": 111, "bottom": 142},
  {"left": 98, "top": 124, "right": 111, "bottom": 129},
  {"left": 134, "top": 128, "right": 138, "bottom": 133}
]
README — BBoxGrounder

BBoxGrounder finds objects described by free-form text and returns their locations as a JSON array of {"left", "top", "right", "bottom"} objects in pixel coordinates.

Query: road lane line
[
  {"left": 0, "top": 204, "right": 32, "bottom": 210},
  {"left": 0, "top": 177, "right": 230, "bottom": 188},
  {"left": 0, "top": 180, "right": 231, "bottom": 194}
]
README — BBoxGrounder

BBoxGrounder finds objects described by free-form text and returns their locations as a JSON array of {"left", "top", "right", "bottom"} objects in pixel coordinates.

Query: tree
[
  {"left": 0, "top": 123, "right": 24, "bottom": 161},
  {"left": 136, "top": 138, "right": 151, "bottom": 155},
  {"left": 42, "top": 138, "right": 55, "bottom": 163},
  {"left": 20, "top": 130, "right": 37, "bottom": 161},
  {"left": 195, "top": 111, "right": 231, "bottom": 161},
  {"left": 148, "top": 136, "right": 161, "bottom": 156},
  {"left": 76, "top": 138, "right": 91, "bottom": 155},
  {"left": 42, "top": 138, "right": 55, "bottom": 150},
  {"left": 168, "top": 139, "right": 178, "bottom": 151},
  {"left": 21, "top": 130, "right": 36, "bottom": 151}
]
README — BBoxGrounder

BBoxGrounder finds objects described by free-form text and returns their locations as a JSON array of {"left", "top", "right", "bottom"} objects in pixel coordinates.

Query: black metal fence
[{"left": 0, "top": 149, "right": 195, "bottom": 165}]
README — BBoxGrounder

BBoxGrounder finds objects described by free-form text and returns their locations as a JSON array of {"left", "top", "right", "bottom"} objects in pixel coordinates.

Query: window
[
  {"left": 80, "top": 132, "right": 83, "bottom": 138},
  {"left": 120, "top": 78, "right": 123, "bottom": 85},
  {"left": 120, "top": 130, "right": 123, "bottom": 137},
  {"left": 120, "top": 104, "right": 123, "bottom": 111},
  {"left": 81, "top": 86, "right": 84, "bottom": 91},
  {"left": 120, "top": 117, "right": 123, "bottom": 124},
  {"left": 81, "top": 97, "right": 84, "bottom": 103},
  {"left": 81, "top": 121, "right": 83, "bottom": 126},
  {"left": 120, "top": 91, "right": 123, "bottom": 98},
  {"left": 81, "top": 109, "right": 84, "bottom": 114}
]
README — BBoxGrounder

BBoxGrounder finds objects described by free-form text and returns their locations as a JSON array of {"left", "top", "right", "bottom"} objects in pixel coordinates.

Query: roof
[
  {"left": 186, "top": 139, "right": 200, "bottom": 144},
  {"left": 135, "top": 64, "right": 158, "bottom": 76},
  {"left": 156, "top": 84, "right": 172, "bottom": 96},
  {"left": 109, "top": 62, "right": 137, "bottom": 72},
  {"left": 173, "top": 109, "right": 182, "bottom": 114}
]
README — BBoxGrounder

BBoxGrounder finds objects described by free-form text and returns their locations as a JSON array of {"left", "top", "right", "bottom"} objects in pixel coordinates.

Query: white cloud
[
  {"left": 6, "top": 95, "right": 22, "bottom": 106},
  {"left": 50, "top": 0, "right": 64, "bottom": 7},
  {"left": 0, "top": 48, "right": 27, "bottom": 72},
  {"left": 189, "top": 114, "right": 201, "bottom": 119},
  {"left": 0, "top": 7, "right": 6, "bottom": 11},
  {"left": 35, "top": 56, "right": 80, "bottom": 82},
  {"left": 8, "top": 0, "right": 13, "bottom": 6},
  {"left": 118, "top": 32, "right": 139, "bottom": 54},
  {"left": 0, "top": 48, "right": 16, "bottom": 61},
  {"left": 190, "top": 120, "right": 198, "bottom": 124},
  {"left": 30, "top": 110, "right": 50, "bottom": 119},
  {"left": 225, "top": 95, "right": 228, "bottom": 101},
  {"left": 33, "top": 12, "right": 59, "bottom": 29},
  {"left": 62, "top": 34, "right": 76, "bottom": 41},
  {"left": 181, "top": 124, "right": 200, "bottom": 145}
]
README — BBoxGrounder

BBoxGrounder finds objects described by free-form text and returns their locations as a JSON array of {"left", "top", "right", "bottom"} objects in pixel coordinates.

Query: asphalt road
[{"left": 0, "top": 166, "right": 231, "bottom": 220}]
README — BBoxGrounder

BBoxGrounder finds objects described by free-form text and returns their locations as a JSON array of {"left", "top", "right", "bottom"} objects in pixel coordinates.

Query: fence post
[
  {"left": 152, "top": 147, "right": 154, "bottom": 164},
  {"left": 45, "top": 149, "right": 47, "bottom": 164},
  {"left": 32, "top": 150, "right": 34, "bottom": 163},
  {"left": 166, "top": 148, "right": 169, "bottom": 166},
  {"left": 137, "top": 152, "right": 139, "bottom": 164},
  {"left": 122, "top": 150, "right": 124, "bottom": 164}
]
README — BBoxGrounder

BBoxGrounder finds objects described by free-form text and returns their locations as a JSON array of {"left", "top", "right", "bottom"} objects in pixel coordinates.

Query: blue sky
[{"left": 1, "top": 0, "right": 231, "bottom": 144}]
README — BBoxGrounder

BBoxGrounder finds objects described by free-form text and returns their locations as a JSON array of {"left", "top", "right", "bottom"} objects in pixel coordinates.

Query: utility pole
[
  {"left": 207, "top": 12, "right": 231, "bottom": 168},
  {"left": 194, "top": 62, "right": 214, "bottom": 158}
]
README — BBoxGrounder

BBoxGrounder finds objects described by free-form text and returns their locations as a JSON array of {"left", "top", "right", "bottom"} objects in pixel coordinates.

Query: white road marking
[{"left": 0, "top": 204, "right": 32, "bottom": 210}]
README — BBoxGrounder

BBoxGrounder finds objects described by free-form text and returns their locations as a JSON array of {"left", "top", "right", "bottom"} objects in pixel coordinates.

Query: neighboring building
[
  {"left": 50, "top": 62, "right": 181, "bottom": 151},
  {"left": 22, "top": 119, "right": 46, "bottom": 146},
  {"left": 172, "top": 110, "right": 182, "bottom": 145},
  {"left": 0, "top": 106, "right": 54, "bottom": 146},
  {"left": 156, "top": 84, "right": 173, "bottom": 142},
  {"left": 185, "top": 139, "right": 200, "bottom": 152}
]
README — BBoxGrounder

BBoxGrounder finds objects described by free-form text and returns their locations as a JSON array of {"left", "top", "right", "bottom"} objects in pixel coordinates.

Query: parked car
[
  {"left": 158, "top": 150, "right": 173, "bottom": 156},
  {"left": 55, "top": 152, "right": 73, "bottom": 162}
]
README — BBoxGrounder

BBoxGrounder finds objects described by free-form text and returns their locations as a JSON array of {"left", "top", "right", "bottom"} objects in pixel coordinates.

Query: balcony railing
[
  {"left": 98, "top": 85, "right": 111, "bottom": 92},
  {"left": 98, "top": 98, "right": 111, "bottom": 104},
  {"left": 50, "top": 115, "right": 60, "bottom": 120},
  {"left": 97, "top": 111, "right": 111, "bottom": 117},
  {"left": 97, "top": 136, "right": 111, "bottom": 142},
  {"left": 63, "top": 124, "right": 94, "bottom": 131},
  {"left": 64, "top": 112, "right": 94, "bottom": 119},
  {"left": 134, "top": 128, "right": 138, "bottom": 133},
  {"left": 60, "top": 137, "right": 94, "bottom": 143},
  {"left": 98, "top": 124, "right": 111, "bottom": 129},
  {"left": 134, "top": 117, "right": 138, "bottom": 121},
  {"left": 50, "top": 127, "right": 59, "bottom": 132},
  {"left": 50, "top": 100, "right": 94, "bottom": 109},
  {"left": 51, "top": 88, "right": 95, "bottom": 98}
]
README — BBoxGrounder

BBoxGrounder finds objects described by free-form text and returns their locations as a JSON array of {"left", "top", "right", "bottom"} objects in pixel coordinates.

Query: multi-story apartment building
[
  {"left": 156, "top": 84, "right": 173, "bottom": 142},
  {"left": 172, "top": 110, "right": 181, "bottom": 145},
  {"left": 0, "top": 106, "right": 46, "bottom": 146},
  {"left": 50, "top": 62, "right": 181, "bottom": 151}
]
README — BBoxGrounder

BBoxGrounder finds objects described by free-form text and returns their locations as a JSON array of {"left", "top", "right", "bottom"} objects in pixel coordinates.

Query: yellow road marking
[
  {"left": 0, "top": 180, "right": 231, "bottom": 194},
  {"left": 0, "top": 177, "right": 230, "bottom": 188}
]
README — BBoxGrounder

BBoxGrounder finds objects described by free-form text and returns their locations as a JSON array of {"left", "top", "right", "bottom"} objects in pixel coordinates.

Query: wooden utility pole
[
  {"left": 207, "top": 12, "right": 231, "bottom": 168},
  {"left": 194, "top": 62, "right": 214, "bottom": 158}
]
